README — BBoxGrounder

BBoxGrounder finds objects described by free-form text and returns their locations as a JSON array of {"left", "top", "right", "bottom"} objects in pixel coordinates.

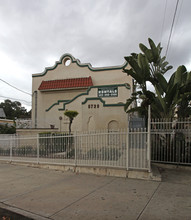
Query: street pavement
[{"left": 0, "top": 162, "right": 190, "bottom": 220}]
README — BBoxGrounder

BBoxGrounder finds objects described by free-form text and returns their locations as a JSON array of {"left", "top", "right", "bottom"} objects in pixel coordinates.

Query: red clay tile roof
[{"left": 38, "top": 76, "right": 93, "bottom": 91}]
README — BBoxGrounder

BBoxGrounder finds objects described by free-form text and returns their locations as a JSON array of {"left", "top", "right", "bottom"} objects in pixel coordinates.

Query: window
[{"left": 63, "top": 57, "right": 71, "bottom": 66}]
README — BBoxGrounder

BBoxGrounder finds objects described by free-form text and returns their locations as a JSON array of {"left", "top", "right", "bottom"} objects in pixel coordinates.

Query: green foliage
[
  {"left": 123, "top": 38, "right": 191, "bottom": 118},
  {"left": 0, "top": 147, "right": 9, "bottom": 156},
  {"left": 13, "top": 146, "right": 36, "bottom": 156},
  {"left": 87, "top": 147, "right": 121, "bottom": 161},
  {"left": 0, "top": 99, "right": 31, "bottom": 120},
  {"left": 0, "top": 124, "right": 16, "bottom": 134},
  {"left": 64, "top": 110, "right": 79, "bottom": 134},
  {"left": 151, "top": 133, "right": 191, "bottom": 164},
  {"left": 87, "top": 148, "right": 99, "bottom": 160},
  {"left": 64, "top": 110, "right": 78, "bottom": 120},
  {"left": 39, "top": 132, "right": 73, "bottom": 156}
]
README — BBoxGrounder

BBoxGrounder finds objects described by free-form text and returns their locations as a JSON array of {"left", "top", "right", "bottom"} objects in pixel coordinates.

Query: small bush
[
  {"left": 86, "top": 147, "right": 121, "bottom": 161},
  {"left": 13, "top": 146, "right": 36, "bottom": 157},
  {"left": 0, "top": 124, "right": 16, "bottom": 134},
  {"left": 100, "top": 147, "right": 121, "bottom": 161},
  {"left": 87, "top": 148, "right": 99, "bottom": 160},
  {"left": 39, "top": 132, "right": 74, "bottom": 157}
]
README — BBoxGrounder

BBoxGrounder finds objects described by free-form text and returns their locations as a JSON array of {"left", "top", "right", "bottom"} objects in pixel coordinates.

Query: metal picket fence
[
  {"left": 151, "top": 118, "right": 191, "bottom": 165},
  {"left": 0, "top": 129, "right": 150, "bottom": 171},
  {"left": 2, "top": 118, "right": 190, "bottom": 170}
]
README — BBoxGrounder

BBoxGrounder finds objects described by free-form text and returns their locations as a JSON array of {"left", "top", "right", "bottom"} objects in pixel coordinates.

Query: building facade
[{"left": 32, "top": 54, "right": 132, "bottom": 132}]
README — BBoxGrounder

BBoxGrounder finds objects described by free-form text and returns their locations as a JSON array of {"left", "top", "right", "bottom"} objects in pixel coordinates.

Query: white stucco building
[{"left": 32, "top": 54, "right": 132, "bottom": 132}]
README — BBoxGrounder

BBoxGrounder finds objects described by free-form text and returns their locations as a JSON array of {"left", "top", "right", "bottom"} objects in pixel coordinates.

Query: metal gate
[{"left": 151, "top": 118, "right": 191, "bottom": 165}]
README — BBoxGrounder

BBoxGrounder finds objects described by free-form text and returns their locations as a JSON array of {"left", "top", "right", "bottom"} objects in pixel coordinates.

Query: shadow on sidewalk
[{"left": 0, "top": 208, "right": 33, "bottom": 220}]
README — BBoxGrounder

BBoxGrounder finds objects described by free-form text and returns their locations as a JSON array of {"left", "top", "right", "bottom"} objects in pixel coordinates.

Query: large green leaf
[
  {"left": 186, "top": 71, "right": 191, "bottom": 81},
  {"left": 124, "top": 56, "right": 142, "bottom": 76},
  {"left": 124, "top": 96, "right": 138, "bottom": 112},
  {"left": 174, "top": 65, "right": 187, "bottom": 85},
  {"left": 161, "top": 61, "right": 169, "bottom": 69},
  {"left": 139, "top": 43, "right": 153, "bottom": 62},
  {"left": 155, "top": 73, "right": 168, "bottom": 93},
  {"left": 123, "top": 38, "right": 191, "bottom": 118},
  {"left": 165, "top": 84, "right": 179, "bottom": 105},
  {"left": 155, "top": 86, "right": 167, "bottom": 113},
  {"left": 168, "top": 72, "right": 175, "bottom": 87},
  {"left": 160, "top": 56, "right": 166, "bottom": 64},
  {"left": 138, "top": 53, "right": 150, "bottom": 78},
  {"left": 144, "top": 90, "right": 156, "bottom": 101},
  {"left": 151, "top": 101, "right": 163, "bottom": 118},
  {"left": 125, "top": 106, "right": 146, "bottom": 116},
  {"left": 163, "top": 65, "right": 173, "bottom": 73},
  {"left": 123, "top": 68, "right": 143, "bottom": 84},
  {"left": 157, "top": 43, "right": 162, "bottom": 54},
  {"left": 148, "top": 38, "right": 159, "bottom": 63}
]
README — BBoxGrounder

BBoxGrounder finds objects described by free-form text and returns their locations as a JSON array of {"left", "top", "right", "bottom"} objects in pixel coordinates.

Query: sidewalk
[{"left": 0, "top": 162, "right": 191, "bottom": 220}]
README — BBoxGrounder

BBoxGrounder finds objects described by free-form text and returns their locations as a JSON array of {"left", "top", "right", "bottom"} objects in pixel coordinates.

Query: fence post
[
  {"left": 126, "top": 120, "right": 129, "bottom": 171},
  {"left": 10, "top": 135, "right": 13, "bottom": 162},
  {"left": 37, "top": 134, "right": 39, "bottom": 164},
  {"left": 74, "top": 132, "right": 77, "bottom": 166},
  {"left": 147, "top": 105, "right": 151, "bottom": 172}
]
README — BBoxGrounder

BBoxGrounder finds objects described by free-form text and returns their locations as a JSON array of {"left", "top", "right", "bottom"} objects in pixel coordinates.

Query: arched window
[
  {"left": 87, "top": 116, "right": 95, "bottom": 131},
  {"left": 108, "top": 120, "right": 119, "bottom": 132}
]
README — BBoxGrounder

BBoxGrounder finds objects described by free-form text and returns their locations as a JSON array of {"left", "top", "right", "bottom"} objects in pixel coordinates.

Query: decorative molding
[
  {"left": 33, "top": 53, "right": 128, "bottom": 77},
  {"left": 82, "top": 97, "right": 125, "bottom": 107},
  {"left": 46, "top": 100, "right": 70, "bottom": 112},
  {"left": 45, "top": 83, "right": 130, "bottom": 112}
]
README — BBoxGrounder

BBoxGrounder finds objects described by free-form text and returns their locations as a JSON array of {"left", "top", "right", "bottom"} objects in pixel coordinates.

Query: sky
[{"left": 0, "top": 0, "right": 191, "bottom": 111}]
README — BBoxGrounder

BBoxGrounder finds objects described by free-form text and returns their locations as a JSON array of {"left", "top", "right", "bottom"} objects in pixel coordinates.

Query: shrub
[
  {"left": 39, "top": 132, "right": 74, "bottom": 157},
  {"left": 86, "top": 147, "right": 121, "bottom": 161},
  {"left": 0, "top": 124, "right": 16, "bottom": 134},
  {"left": 100, "top": 147, "right": 121, "bottom": 161},
  {"left": 13, "top": 146, "right": 36, "bottom": 156},
  {"left": 87, "top": 148, "right": 99, "bottom": 160}
]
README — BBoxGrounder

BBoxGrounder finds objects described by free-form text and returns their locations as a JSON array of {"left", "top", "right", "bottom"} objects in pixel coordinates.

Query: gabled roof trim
[{"left": 33, "top": 53, "right": 128, "bottom": 77}]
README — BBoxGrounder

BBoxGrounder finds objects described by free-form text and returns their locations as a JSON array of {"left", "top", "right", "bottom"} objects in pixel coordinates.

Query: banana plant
[{"left": 123, "top": 38, "right": 191, "bottom": 118}]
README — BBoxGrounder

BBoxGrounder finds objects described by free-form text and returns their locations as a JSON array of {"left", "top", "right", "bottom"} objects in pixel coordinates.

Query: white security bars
[
  {"left": 1, "top": 117, "right": 190, "bottom": 168},
  {"left": 0, "top": 129, "right": 150, "bottom": 171},
  {"left": 151, "top": 118, "right": 191, "bottom": 165},
  {"left": 129, "top": 128, "right": 148, "bottom": 170}
]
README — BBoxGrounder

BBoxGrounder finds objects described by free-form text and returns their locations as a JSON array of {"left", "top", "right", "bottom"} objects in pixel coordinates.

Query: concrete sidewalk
[{"left": 0, "top": 162, "right": 190, "bottom": 220}]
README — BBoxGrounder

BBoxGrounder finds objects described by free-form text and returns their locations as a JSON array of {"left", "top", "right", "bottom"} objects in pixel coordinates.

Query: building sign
[{"left": 98, "top": 86, "right": 118, "bottom": 97}]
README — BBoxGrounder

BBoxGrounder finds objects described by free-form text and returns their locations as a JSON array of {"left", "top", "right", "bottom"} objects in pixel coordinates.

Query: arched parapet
[{"left": 32, "top": 53, "right": 128, "bottom": 78}]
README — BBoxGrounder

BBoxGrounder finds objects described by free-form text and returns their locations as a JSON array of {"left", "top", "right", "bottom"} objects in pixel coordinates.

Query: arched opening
[
  {"left": 87, "top": 116, "right": 95, "bottom": 131},
  {"left": 108, "top": 120, "right": 119, "bottom": 145},
  {"left": 108, "top": 120, "right": 119, "bottom": 132},
  {"left": 63, "top": 57, "right": 71, "bottom": 66}
]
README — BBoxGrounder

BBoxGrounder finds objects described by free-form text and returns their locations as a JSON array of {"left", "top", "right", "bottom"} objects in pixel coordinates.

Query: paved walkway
[{"left": 0, "top": 162, "right": 191, "bottom": 220}]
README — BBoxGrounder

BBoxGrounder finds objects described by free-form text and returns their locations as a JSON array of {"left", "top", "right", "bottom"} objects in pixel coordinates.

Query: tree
[
  {"left": 64, "top": 110, "right": 79, "bottom": 134},
  {"left": 0, "top": 99, "right": 31, "bottom": 120},
  {"left": 172, "top": 65, "right": 191, "bottom": 118},
  {"left": 0, "top": 124, "right": 16, "bottom": 134},
  {"left": 123, "top": 38, "right": 191, "bottom": 118}
]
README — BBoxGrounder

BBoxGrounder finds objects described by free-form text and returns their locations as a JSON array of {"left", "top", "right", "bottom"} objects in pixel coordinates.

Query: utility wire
[
  {"left": 165, "top": 0, "right": 180, "bottom": 57},
  {"left": 170, "top": 0, "right": 184, "bottom": 42},
  {"left": 160, "top": 0, "right": 168, "bottom": 43},
  {"left": 0, "top": 95, "right": 31, "bottom": 105},
  {"left": 0, "top": 78, "right": 31, "bottom": 96}
]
